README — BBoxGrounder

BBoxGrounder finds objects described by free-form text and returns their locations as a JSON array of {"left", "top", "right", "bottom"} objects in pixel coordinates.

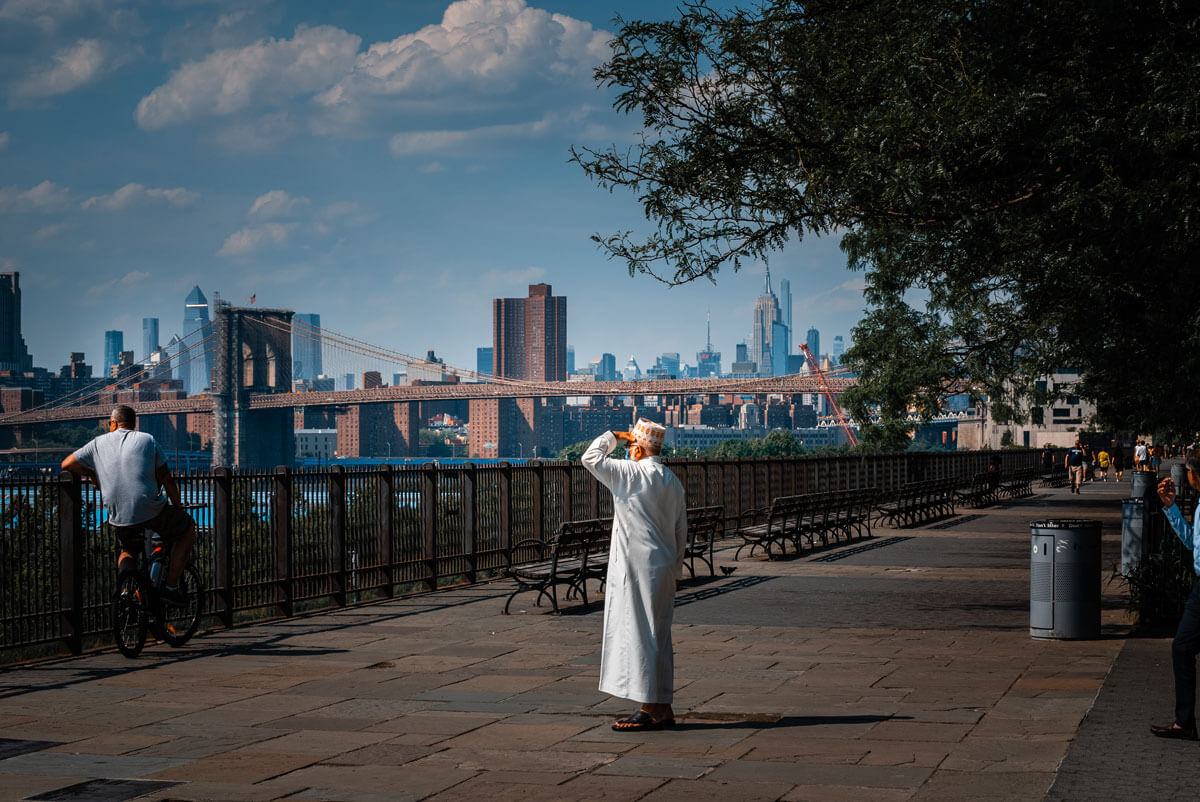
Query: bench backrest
[
  {"left": 686, "top": 505, "right": 724, "bottom": 543},
  {"left": 551, "top": 518, "right": 611, "bottom": 563}
]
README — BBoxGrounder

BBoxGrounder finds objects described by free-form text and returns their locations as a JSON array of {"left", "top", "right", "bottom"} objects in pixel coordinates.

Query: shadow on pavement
[{"left": 679, "top": 714, "right": 910, "bottom": 730}]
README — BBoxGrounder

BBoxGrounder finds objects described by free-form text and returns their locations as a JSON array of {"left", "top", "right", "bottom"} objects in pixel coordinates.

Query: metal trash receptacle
[
  {"left": 1172, "top": 464, "right": 1188, "bottom": 492},
  {"left": 1120, "top": 499, "right": 1144, "bottom": 576},
  {"left": 1031, "top": 519, "right": 1102, "bottom": 639},
  {"left": 1131, "top": 470, "right": 1156, "bottom": 499}
]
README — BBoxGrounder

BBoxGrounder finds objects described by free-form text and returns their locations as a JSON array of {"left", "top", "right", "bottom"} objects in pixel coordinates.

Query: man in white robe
[{"left": 582, "top": 418, "right": 688, "bottom": 731}]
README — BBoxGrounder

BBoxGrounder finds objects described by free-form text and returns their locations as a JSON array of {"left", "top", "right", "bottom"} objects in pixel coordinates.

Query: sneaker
[{"left": 159, "top": 586, "right": 188, "bottom": 607}]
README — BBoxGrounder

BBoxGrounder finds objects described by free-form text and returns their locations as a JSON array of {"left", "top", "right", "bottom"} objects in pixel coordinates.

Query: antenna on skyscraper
[
  {"left": 764, "top": 258, "right": 772, "bottom": 294},
  {"left": 706, "top": 308, "right": 712, "bottom": 351}
]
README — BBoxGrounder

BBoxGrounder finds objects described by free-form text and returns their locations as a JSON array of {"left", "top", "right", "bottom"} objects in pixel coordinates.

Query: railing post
[
  {"left": 212, "top": 466, "right": 234, "bottom": 628},
  {"left": 421, "top": 464, "right": 438, "bottom": 591},
  {"left": 531, "top": 462, "right": 544, "bottom": 543},
  {"left": 272, "top": 466, "right": 294, "bottom": 617},
  {"left": 329, "top": 465, "right": 347, "bottom": 606},
  {"left": 463, "top": 464, "right": 477, "bottom": 584},
  {"left": 499, "top": 462, "right": 512, "bottom": 554},
  {"left": 377, "top": 464, "right": 394, "bottom": 598},
  {"left": 560, "top": 465, "right": 573, "bottom": 524},
  {"left": 57, "top": 471, "right": 83, "bottom": 656}
]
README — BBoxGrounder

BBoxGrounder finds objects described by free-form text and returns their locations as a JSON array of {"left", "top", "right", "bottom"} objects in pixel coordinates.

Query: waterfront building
[
  {"left": 142, "top": 318, "right": 159, "bottom": 362},
  {"left": 295, "top": 428, "right": 337, "bottom": 460},
  {"left": 0, "top": 273, "right": 34, "bottom": 374},
  {"left": 492, "top": 283, "right": 567, "bottom": 382},
  {"left": 664, "top": 424, "right": 764, "bottom": 452},
  {"left": 103, "top": 330, "right": 123, "bottom": 378},
  {"left": 292, "top": 313, "right": 322, "bottom": 381}
]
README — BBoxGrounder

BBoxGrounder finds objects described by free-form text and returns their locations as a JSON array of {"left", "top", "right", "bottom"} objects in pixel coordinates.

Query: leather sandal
[{"left": 612, "top": 710, "right": 676, "bottom": 732}]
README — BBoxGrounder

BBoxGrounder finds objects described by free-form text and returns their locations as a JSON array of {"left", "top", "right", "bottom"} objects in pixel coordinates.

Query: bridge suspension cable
[
  {"left": 0, "top": 327, "right": 218, "bottom": 424},
  {"left": 253, "top": 315, "right": 858, "bottom": 395}
]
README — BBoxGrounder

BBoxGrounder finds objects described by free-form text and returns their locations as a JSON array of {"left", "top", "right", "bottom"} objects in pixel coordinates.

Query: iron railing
[{"left": 1, "top": 449, "right": 1038, "bottom": 660}]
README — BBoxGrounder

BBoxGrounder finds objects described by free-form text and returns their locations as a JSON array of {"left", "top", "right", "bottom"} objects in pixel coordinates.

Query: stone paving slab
[{"left": 0, "top": 478, "right": 1150, "bottom": 800}]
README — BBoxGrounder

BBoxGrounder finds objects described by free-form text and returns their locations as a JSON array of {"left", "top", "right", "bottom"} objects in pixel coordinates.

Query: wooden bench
[
  {"left": 1040, "top": 467, "right": 1068, "bottom": 488},
  {"left": 956, "top": 472, "right": 1000, "bottom": 508},
  {"left": 877, "top": 479, "right": 958, "bottom": 527},
  {"left": 999, "top": 467, "right": 1038, "bottom": 499},
  {"left": 734, "top": 495, "right": 804, "bottom": 560},
  {"left": 735, "top": 489, "right": 877, "bottom": 559},
  {"left": 504, "top": 506, "right": 727, "bottom": 613},
  {"left": 683, "top": 505, "right": 725, "bottom": 578},
  {"left": 503, "top": 518, "right": 611, "bottom": 614}
]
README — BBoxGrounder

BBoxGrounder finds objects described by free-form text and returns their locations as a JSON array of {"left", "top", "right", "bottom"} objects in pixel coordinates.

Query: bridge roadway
[
  {"left": 1, "top": 480, "right": 1173, "bottom": 801},
  {"left": 1, "top": 374, "right": 852, "bottom": 425}
]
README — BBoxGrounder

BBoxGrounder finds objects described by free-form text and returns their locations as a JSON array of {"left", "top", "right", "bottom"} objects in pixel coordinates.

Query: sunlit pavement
[{"left": 1, "top": 476, "right": 1173, "bottom": 801}]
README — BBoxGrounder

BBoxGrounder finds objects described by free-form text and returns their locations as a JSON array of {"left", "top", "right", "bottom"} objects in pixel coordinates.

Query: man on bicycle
[{"left": 62, "top": 405, "right": 196, "bottom": 605}]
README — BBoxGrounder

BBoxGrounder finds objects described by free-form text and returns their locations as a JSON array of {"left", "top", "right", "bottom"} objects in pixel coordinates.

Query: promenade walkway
[{"left": 0, "top": 476, "right": 1186, "bottom": 801}]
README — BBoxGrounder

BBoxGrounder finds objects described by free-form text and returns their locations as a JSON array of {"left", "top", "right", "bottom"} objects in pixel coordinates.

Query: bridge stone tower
[{"left": 212, "top": 302, "right": 295, "bottom": 469}]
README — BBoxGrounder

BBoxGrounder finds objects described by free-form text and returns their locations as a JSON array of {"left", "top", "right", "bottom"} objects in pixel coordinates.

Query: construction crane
[{"left": 799, "top": 344, "right": 859, "bottom": 447}]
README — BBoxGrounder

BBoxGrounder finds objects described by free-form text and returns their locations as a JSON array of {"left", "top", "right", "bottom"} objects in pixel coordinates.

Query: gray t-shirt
[{"left": 73, "top": 429, "right": 168, "bottom": 526}]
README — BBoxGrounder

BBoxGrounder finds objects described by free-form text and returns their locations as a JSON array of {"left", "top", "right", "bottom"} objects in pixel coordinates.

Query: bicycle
[{"left": 111, "top": 530, "right": 204, "bottom": 658}]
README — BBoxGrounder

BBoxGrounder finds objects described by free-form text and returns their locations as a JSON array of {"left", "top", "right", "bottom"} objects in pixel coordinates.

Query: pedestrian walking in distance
[
  {"left": 1152, "top": 451, "right": 1200, "bottom": 740},
  {"left": 1065, "top": 440, "right": 1085, "bottom": 494},
  {"left": 582, "top": 418, "right": 687, "bottom": 731}
]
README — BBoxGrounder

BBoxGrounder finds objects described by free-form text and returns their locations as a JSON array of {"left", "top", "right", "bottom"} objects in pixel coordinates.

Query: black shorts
[{"left": 111, "top": 505, "right": 194, "bottom": 554}]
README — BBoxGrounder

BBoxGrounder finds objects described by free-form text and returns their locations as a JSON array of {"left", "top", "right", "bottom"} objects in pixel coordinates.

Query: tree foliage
[{"left": 574, "top": 0, "right": 1200, "bottom": 445}]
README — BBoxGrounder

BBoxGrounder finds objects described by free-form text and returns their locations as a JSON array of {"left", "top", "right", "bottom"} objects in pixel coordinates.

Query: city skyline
[{"left": 1, "top": 0, "right": 866, "bottom": 377}]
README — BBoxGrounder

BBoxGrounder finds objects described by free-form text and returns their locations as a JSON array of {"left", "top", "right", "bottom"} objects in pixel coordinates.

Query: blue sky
[{"left": 1, "top": 0, "right": 865, "bottom": 379}]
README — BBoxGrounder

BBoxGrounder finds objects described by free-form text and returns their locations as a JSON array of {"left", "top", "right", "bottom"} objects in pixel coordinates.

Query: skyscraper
[
  {"left": 182, "top": 286, "right": 213, "bottom": 395},
  {"left": 566, "top": 345, "right": 575, "bottom": 375},
  {"left": 104, "top": 330, "right": 123, "bottom": 377},
  {"left": 142, "top": 317, "right": 159, "bottom": 361},
  {"left": 492, "top": 283, "right": 567, "bottom": 381},
  {"left": 292, "top": 313, "right": 322, "bottom": 381},
  {"left": 696, "top": 310, "right": 722, "bottom": 377},
  {"left": 779, "top": 278, "right": 792, "bottom": 360},
  {"left": 0, "top": 272, "right": 34, "bottom": 373},
  {"left": 806, "top": 327, "right": 820, "bottom": 364},
  {"left": 476, "top": 347, "right": 494, "bottom": 377},
  {"left": 833, "top": 335, "right": 845, "bottom": 365},
  {"left": 750, "top": 267, "right": 783, "bottom": 376}
]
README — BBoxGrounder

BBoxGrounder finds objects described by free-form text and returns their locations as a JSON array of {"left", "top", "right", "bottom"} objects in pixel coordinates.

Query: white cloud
[
  {"left": 81, "top": 182, "right": 199, "bottom": 211},
  {"left": 248, "top": 189, "right": 309, "bottom": 219},
  {"left": 318, "top": 0, "right": 608, "bottom": 117},
  {"left": 136, "top": 0, "right": 610, "bottom": 145},
  {"left": 388, "top": 107, "right": 580, "bottom": 156},
  {"left": 135, "top": 24, "right": 362, "bottom": 129},
  {"left": 13, "top": 38, "right": 108, "bottom": 99},
  {"left": 218, "top": 222, "right": 298, "bottom": 256},
  {"left": 0, "top": 180, "right": 70, "bottom": 211},
  {"left": 31, "top": 221, "right": 71, "bottom": 242},
  {"left": 0, "top": 131, "right": 9, "bottom": 150}
]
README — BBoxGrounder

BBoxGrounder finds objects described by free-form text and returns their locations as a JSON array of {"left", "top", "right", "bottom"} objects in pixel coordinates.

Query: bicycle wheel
[
  {"left": 157, "top": 564, "right": 204, "bottom": 647},
  {"left": 111, "top": 569, "right": 148, "bottom": 658}
]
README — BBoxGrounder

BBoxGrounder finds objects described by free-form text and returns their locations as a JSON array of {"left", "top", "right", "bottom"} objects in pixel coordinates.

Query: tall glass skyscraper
[
  {"left": 806, "top": 327, "right": 820, "bottom": 364},
  {"left": 182, "top": 286, "right": 212, "bottom": 395},
  {"left": 142, "top": 317, "right": 159, "bottom": 360},
  {"left": 292, "top": 313, "right": 322, "bottom": 381},
  {"left": 104, "top": 330, "right": 123, "bottom": 377}
]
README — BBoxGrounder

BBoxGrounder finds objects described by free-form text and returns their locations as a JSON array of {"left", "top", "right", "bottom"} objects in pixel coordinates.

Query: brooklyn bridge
[{"left": 0, "top": 304, "right": 855, "bottom": 468}]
